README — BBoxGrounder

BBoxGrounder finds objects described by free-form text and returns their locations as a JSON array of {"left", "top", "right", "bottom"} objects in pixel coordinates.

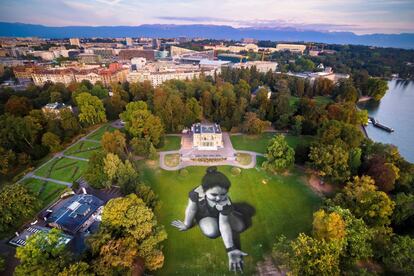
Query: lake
[{"left": 358, "top": 80, "right": 414, "bottom": 163}]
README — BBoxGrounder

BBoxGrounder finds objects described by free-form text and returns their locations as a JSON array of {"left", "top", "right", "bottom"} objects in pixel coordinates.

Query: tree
[
  {"left": 88, "top": 194, "right": 167, "bottom": 273},
  {"left": 0, "top": 184, "right": 40, "bottom": 235},
  {"left": 120, "top": 101, "right": 164, "bottom": 147},
  {"left": 0, "top": 146, "right": 16, "bottom": 175},
  {"left": 331, "top": 175, "right": 395, "bottom": 227},
  {"left": 382, "top": 235, "right": 414, "bottom": 274},
  {"left": 136, "top": 184, "right": 159, "bottom": 211},
  {"left": 290, "top": 233, "right": 342, "bottom": 276},
  {"left": 291, "top": 115, "right": 304, "bottom": 135},
  {"left": 309, "top": 142, "right": 350, "bottom": 184},
  {"left": 366, "top": 78, "right": 388, "bottom": 101},
  {"left": 392, "top": 193, "right": 414, "bottom": 226},
  {"left": 333, "top": 80, "right": 358, "bottom": 103},
  {"left": 0, "top": 255, "right": 5, "bottom": 272},
  {"left": 366, "top": 155, "right": 399, "bottom": 192},
  {"left": 58, "top": 262, "right": 92, "bottom": 276},
  {"left": 117, "top": 159, "right": 140, "bottom": 195},
  {"left": 104, "top": 152, "right": 122, "bottom": 177},
  {"left": 42, "top": 132, "right": 62, "bottom": 152},
  {"left": 90, "top": 84, "right": 109, "bottom": 99},
  {"left": 131, "top": 137, "right": 151, "bottom": 157},
  {"left": 313, "top": 209, "right": 346, "bottom": 242},
  {"left": 15, "top": 229, "right": 70, "bottom": 276},
  {"left": 254, "top": 87, "right": 269, "bottom": 120},
  {"left": 317, "top": 120, "right": 364, "bottom": 149},
  {"left": 262, "top": 134, "right": 295, "bottom": 172},
  {"left": 60, "top": 108, "right": 80, "bottom": 139},
  {"left": 183, "top": 97, "right": 202, "bottom": 126},
  {"left": 84, "top": 152, "right": 108, "bottom": 189},
  {"left": 101, "top": 130, "right": 127, "bottom": 157},
  {"left": 328, "top": 206, "right": 373, "bottom": 267},
  {"left": 241, "top": 112, "right": 270, "bottom": 134},
  {"left": 76, "top": 92, "right": 107, "bottom": 126},
  {"left": 5, "top": 96, "right": 32, "bottom": 116}
]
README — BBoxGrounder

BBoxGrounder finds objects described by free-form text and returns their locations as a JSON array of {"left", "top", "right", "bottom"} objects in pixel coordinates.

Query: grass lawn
[
  {"left": 35, "top": 157, "right": 89, "bottom": 183},
  {"left": 22, "top": 178, "right": 66, "bottom": 206},
  {"left": 231, "top": 133, "right": 314, "bottom": 154},
  {"left": 64, "top": 140, "right": 102, "bottom": 159},
  {"left": 139, "top": 163, "right": 321, "bottom": 275},
  {"left": 158, "top": 136, "right": 182, "bottom": 152},
  {"left": 88, "top": 124, "right": 118, "bottom": 141}
]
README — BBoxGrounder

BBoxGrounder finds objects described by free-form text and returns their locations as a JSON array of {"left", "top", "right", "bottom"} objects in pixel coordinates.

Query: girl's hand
[
  {"left": 171, "top": 220, "right": 189, "bottom": 231},
  {"left": 228, "top": 249, "right": 248, "bottom": 273}
]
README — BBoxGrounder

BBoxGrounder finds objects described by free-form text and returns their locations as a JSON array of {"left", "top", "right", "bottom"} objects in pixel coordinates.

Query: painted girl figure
[{"left": 171, "top": 166, "right": 247, "bottom": 272}]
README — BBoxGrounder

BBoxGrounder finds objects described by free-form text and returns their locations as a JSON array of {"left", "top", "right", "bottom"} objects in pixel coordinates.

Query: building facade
[{"left": 192, "top": 123, "right": 223, "bottom": 150}]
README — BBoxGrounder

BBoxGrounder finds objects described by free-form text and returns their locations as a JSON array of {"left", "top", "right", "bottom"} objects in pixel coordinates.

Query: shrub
[
  {"left": 179, "top": 169, "right": 188, "bottom": 177},
  {"left": 231, "top": 167, "right": 242, "bottom": 176}
]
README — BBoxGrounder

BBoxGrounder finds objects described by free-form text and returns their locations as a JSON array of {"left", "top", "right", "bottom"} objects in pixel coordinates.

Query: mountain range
[{"left": 1, "top": 22, "right": 414, "bottom": 49}]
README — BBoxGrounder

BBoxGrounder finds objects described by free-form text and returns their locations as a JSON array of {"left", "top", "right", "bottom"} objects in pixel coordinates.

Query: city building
[
  {"left": 204, "top": 43, "right": 259, "bottom": 53},
  {"left": 119, "top": 49, "right": 156, "bottom": 61},
  {"left": 275, "top": 44, "right": 307, "bottom": 54},
  {"left": 32, "top": 68, "right": 76, "bottom": 85},
  {"left": 285, "top": 67, "right": 350, "bottom": 83},
  {"left": 69, "top": 38, "right": 81, "bottom": 47},
  {"left": 192, "top": 123, "right": 223, "bottom": 150},
  {"left": 13, "top": 65, "right": 38, "bottom": 82},
  {"left": 46, "top": 194, "right": 104, "bottom": 235},
  {"left": 99, "top": 63, "right": 128, "bottom": 86},
  {"left": 125, "top": 37, "right": 133, "bottom": 46},
  {"left": 232, "top": 61, "right": 278, "bottom": 73},
  {"left": 9, "top": 225, "right": 73, "bottom": 247},
  {"left": 127, "top": 62, "right": 217, "bottom": 87},
  {"left": 217, "top": 53, "right": 248, "bottom": 63},
  {"left": 78, "top": 53, "right": 101, "bottom": 64},
  {"left": 74, "top": 69, "right": 103, "bottom": 84}
]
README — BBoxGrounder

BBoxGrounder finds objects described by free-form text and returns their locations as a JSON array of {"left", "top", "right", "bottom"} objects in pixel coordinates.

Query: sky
[{"left": 0, "top": 0, "right": 413, "bottom": 34}]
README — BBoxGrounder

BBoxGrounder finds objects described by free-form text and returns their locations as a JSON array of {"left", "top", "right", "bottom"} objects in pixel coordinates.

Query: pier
[{"left": 368, "top": 117, "right": 394, "bottom": 132}]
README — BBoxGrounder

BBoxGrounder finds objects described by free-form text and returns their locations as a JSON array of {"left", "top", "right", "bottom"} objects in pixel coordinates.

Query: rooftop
[
  {"left": 9, "top": 225, "right": 73, "bottom": 247},
  {"left": 46, "top": 194, "right": 103, "bottom": 234},
  {"left": 193, "top": 123, "right": 221, "bottom": 134}
]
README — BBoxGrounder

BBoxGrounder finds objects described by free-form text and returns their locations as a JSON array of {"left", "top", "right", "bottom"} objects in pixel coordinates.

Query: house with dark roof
[{"left": 46, "top": 194, "right": 103, "bottom": 234}]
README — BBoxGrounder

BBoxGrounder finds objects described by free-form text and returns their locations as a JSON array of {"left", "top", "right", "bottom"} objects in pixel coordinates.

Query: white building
[
  {"left": 276, "top": 44, "right": 307, "bottom": 54},
  {"left": 69, "top": 38, "right": 81, "bottom": 47},
  {"left": 192, "top": 123, "right": 223, "bottom": 150},
  {"left": 127, "top": 62, "right": 217, "bottom": 87},
  {"left": 232, "top": 61, "right": 278, "bottom": 73},
  {"left": 42, "top": 102, "right": 73, "bottom": 116}
]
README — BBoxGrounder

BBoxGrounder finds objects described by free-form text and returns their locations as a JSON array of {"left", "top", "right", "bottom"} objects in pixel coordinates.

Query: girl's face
[{"left": 205, "top": 186, "right": 228, "bottom": 203}]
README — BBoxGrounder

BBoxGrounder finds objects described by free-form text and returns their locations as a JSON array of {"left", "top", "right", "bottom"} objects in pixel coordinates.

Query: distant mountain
[{"left": 1, "top": 22, "right": 414, "bottom": 49}]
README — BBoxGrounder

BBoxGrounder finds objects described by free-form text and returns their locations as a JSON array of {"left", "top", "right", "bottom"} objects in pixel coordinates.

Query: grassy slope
[
  {"left": 35, "top": 157, "right": 89, "bottom": 183},
  {"left": 139, "top": 163, "right": 321, "bottom": 275},
  {"left": 231, "top": 133, "right": 314, "bottom": 154},
  {"left": 64, "top": 140, "right": 102, "bottom": 159},
  {"left": 88, "top": 124, "right": 117, "bottom": 141},
  {"left": 22, "top": 178, "right": 66, "bottom": 206},
  {"left": 158, "top": 136, "right": 182, "bottom": 152}
]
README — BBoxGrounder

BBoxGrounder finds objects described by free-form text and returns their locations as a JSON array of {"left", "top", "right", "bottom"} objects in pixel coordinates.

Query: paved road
[{"left": 29, "top": 175, "right": 72, "bottom": 186}]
